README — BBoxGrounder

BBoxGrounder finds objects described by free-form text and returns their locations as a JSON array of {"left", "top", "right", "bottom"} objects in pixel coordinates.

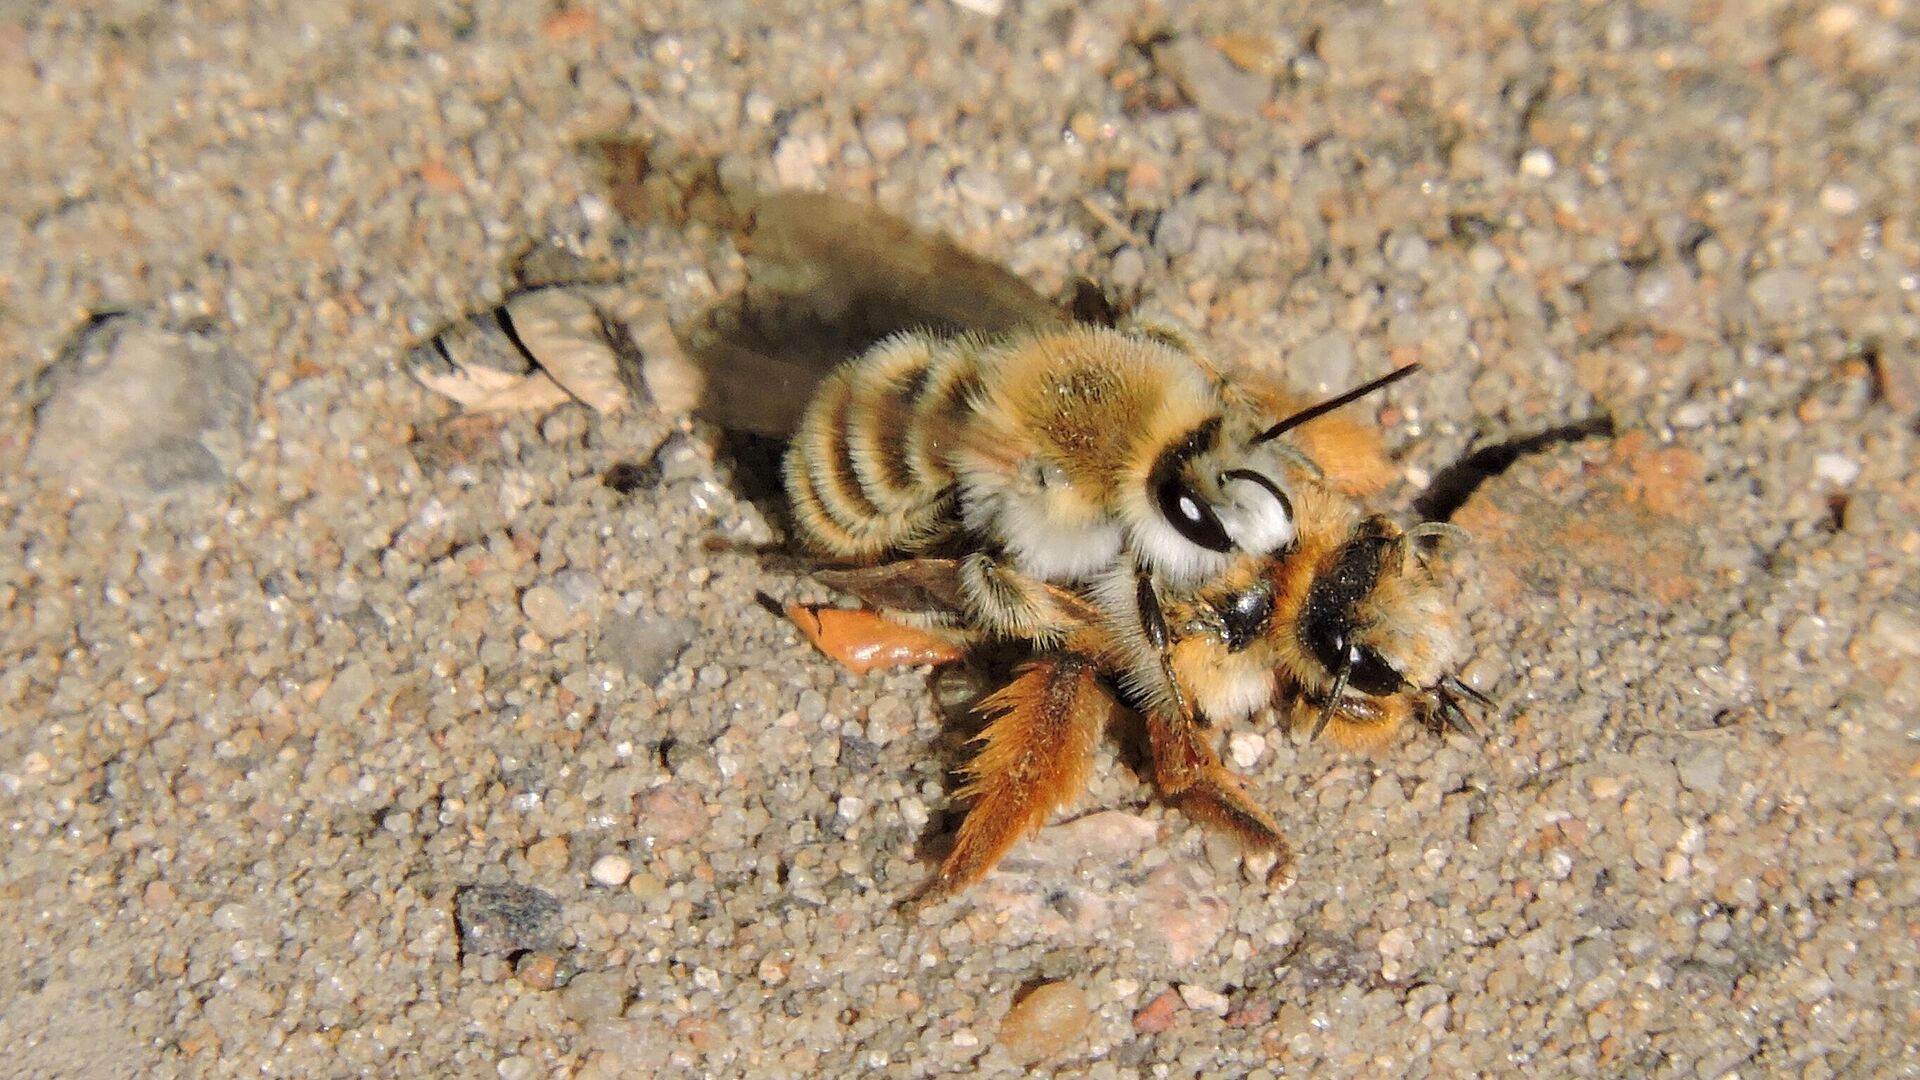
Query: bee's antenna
[
  {"left": 1443, "top": 674, "right": 1494, "bottom": 709},
  {"left": 1437, "top": 692, "right": 1479, "bottom": 738},
  {"left": 1254, "top": 364, "right": 1421, "bottom": 445}
]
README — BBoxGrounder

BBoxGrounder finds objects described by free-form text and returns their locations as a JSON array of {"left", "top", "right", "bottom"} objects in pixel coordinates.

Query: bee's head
[
  {"left": 1176, "top": 512, "right": 1465, "bottom": 742},
  {"left": 1288, "top": 514, "right": 1480, "bottom": 745}
]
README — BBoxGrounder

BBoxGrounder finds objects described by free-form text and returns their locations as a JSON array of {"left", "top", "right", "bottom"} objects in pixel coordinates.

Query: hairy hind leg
[{"left": 925, "top": 652, "right": 1114, "bottom": 900}]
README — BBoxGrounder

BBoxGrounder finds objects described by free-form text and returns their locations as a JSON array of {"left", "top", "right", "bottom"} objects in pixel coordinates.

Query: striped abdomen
[{"left": 784, "top": 332, "right": 983, "bottom": 560}]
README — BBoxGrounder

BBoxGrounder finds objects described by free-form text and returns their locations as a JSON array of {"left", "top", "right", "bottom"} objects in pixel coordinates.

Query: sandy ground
[{"left": 3, "top": 1, "right": 1918, "bottom": 1077}]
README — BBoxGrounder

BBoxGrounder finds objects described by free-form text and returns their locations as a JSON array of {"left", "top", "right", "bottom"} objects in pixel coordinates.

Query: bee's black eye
[
  {"left": 1149, "top": 418, "right": 1231, "bottom": 553},
  {"left": 1300, "top": 523, "right": 1402, "bottom": 693},
  {"left": 1345, "top": 643, "right": 1405, "bottom": 696},
  {"left": 1155, "top": 475, "right": 1232, "bottom": 553}
]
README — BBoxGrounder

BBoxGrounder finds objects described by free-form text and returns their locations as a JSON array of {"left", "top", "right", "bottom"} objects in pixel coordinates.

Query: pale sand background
[{"left": 2, "top": 2, "right": 1916, "bottom": 1076}]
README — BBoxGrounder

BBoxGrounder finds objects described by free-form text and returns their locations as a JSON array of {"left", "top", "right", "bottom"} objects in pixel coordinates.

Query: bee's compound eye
[
  {"left": 1154, "top": 476, "right": 1233, "bottom": 553},
  {"left": 1346, "top": 643, "right": 1405, "bottom": 696}
]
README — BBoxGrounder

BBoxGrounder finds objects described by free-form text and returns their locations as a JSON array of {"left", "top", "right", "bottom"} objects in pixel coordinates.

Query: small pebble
[
  {"left": 1132, "top": 989, "right": 1180, "bottom": 1034},
  {"left": 1812, "top": 452, "right": 1860, "bottom": 486},
  {"left": 1227, "top": 731, "right": 1267, "bottom": 770},
  {"left": 1748, "top": 267, "right": 1816, "bottom": 321},
  {"left": 521, "top": 585, "right": 576, "bottom": 639},
  {"left": 1384, "top": 230, "right": 1431, "bottom": 272},
  {"left": 1586, "top": 775, "right": 1626, "bottom": 801},
  {"left": 560, "top": 971, "right": 629, "bottom": 1022},
  {"left": 1670, "top": 402, "right": 1712, "bottom": 429},
  {"left": 597, "top": 612, "right": 697, "bottom": 684},
  {"left": 456, "top": 884, "right": 563, "bottom": 957},
  {"left": 1676, "top": 748, "right": 1727, "bottom": 795},
  {"left": 1177, "top": 984, "right": 1230, "bottom": 1017},
  {"left": 636, "top": 783, "right": 707, "bottom": 845},
  {"left": 589, "top": 854, "right": 633, "bottom": 887},
  {"left": 997, "top": 982, "right": 1091, "bottom": 1065},
  {"left": 1152, "top": 34, "right": 1269, "bottom": 120},
  {"left": 26, "top": 314, "right": 256, "bottom": 496},
  {"left": 861, "top": 115, "right": 910, "bottom": 162},
  {"left": 1292, "top": 330, "right": 1355, "bottom": 392},
  {"left": 1864, "top": 610, "right": 1920, "bottom": 657},
  {"left": 525, "top": 836, "right": 569, "bottom": 872},
  {"left": 513, "top": 952, "right": 576, "bottom": 991},
  {"left": 1819, "top": 182, "right": 1861, "bottom": 214},
  {"left": 317, "top": 663, "right": 376, "bottom": 724},
  {"left": 1519, "top": 148, "right": 1557, "bottom": 178}
]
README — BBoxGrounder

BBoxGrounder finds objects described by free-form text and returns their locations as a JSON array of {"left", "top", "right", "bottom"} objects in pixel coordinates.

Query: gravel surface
[{"left": 4, "top": 2, "right": 1918, "bottom": 1077}]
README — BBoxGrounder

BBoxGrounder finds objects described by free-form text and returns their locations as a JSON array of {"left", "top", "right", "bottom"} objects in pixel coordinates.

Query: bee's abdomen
[{"left": 785, "top": 333, "right": 979, "bottom": 559}]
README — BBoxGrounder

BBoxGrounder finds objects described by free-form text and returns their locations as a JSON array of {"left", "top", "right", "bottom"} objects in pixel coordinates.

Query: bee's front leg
[
  {"left": 954, "top": 552, "right": 1087, "bottom": 648},
  {"left": 1145, "top": 706, "right": 1296, "bottom": 889}
]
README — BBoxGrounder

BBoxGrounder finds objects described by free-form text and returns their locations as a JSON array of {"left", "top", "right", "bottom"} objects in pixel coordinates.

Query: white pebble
[
  {"left": 1227, "top": 731, "right": 1267, "bottom": 770},
  {"left": 1819, "top": 182, "right": 1861, "bottom": 214},
  {"left": 589, "top": 854, "right": 632, "bottom": 887},
  {"left": 861, "top": 115, "right": 910, "bottom": 162},
  {"left": 1177, "top": 983, "right": 1230, "bottom": 1016},
  {"left": 1813, "top": 452, "right": 1860, "bottom": 486},
  {"left": 836, "top": 795, "right": 867, "bottom": 821},
  {"left": 1519, "top": 148, "right": 1557, "bottom": 178},
  {"left": 1670, "top": 401, "right": 1712, "bottom": 429}
]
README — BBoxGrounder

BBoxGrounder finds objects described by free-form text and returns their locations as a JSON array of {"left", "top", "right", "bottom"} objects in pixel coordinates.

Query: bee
[
  {"left": 406, "top": 169, "right": 1486, "bottom": 899},
  {"left": 786, "top": 323, "right": 1412, "bottom": 705},
  {"left": 786, "top": 334, "right": 1487, "bottom": 899}
]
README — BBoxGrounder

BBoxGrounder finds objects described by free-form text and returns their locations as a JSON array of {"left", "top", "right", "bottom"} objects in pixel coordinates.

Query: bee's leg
[
  {"left": 1132, "top": 561, "right": 1191, "bottom": 722},
  {"left": 1145, "top": 706, "right": 1296, "bottom": 888},
  {"left": 785, "top": 604, "right": 971, "bottom": 675},
  {"left": 955, "top": 552, "right": 1082, "bottom": 646},
  {"left": 924, "top": 652, "right": 1114, "bottom": 900}
]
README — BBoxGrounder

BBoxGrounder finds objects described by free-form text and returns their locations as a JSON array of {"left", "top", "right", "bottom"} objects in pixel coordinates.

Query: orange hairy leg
[
  {"left": 1144, "top": 706, "right": 1295, "bottom": 887},
  {"left": 925, "top": 650, "right": 1114, "bottom": 899},
  {"left": 785, "top": 604, "right": 969, "bottom": 674}
]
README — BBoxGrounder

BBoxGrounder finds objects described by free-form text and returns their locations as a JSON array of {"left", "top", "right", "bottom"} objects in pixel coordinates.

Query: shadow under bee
[{"left": 417, "top": 137, "right": 1118, "bottom": 538}]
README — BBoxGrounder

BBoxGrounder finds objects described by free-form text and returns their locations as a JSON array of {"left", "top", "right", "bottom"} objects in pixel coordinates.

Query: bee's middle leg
[{"left": 1145, "top": 706, "right": 1296, "bottom": 888}]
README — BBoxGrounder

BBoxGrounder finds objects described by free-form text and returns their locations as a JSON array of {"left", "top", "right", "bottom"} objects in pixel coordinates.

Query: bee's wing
[
  {"left": 813, "top": 559, "right": 974, "bottom": 620},
  {"left": 814, "top": 558, "right": 1105, "bottom": 629},
  {"left": 679, "top": 192, "right": 1065, "bottom": 436}
]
